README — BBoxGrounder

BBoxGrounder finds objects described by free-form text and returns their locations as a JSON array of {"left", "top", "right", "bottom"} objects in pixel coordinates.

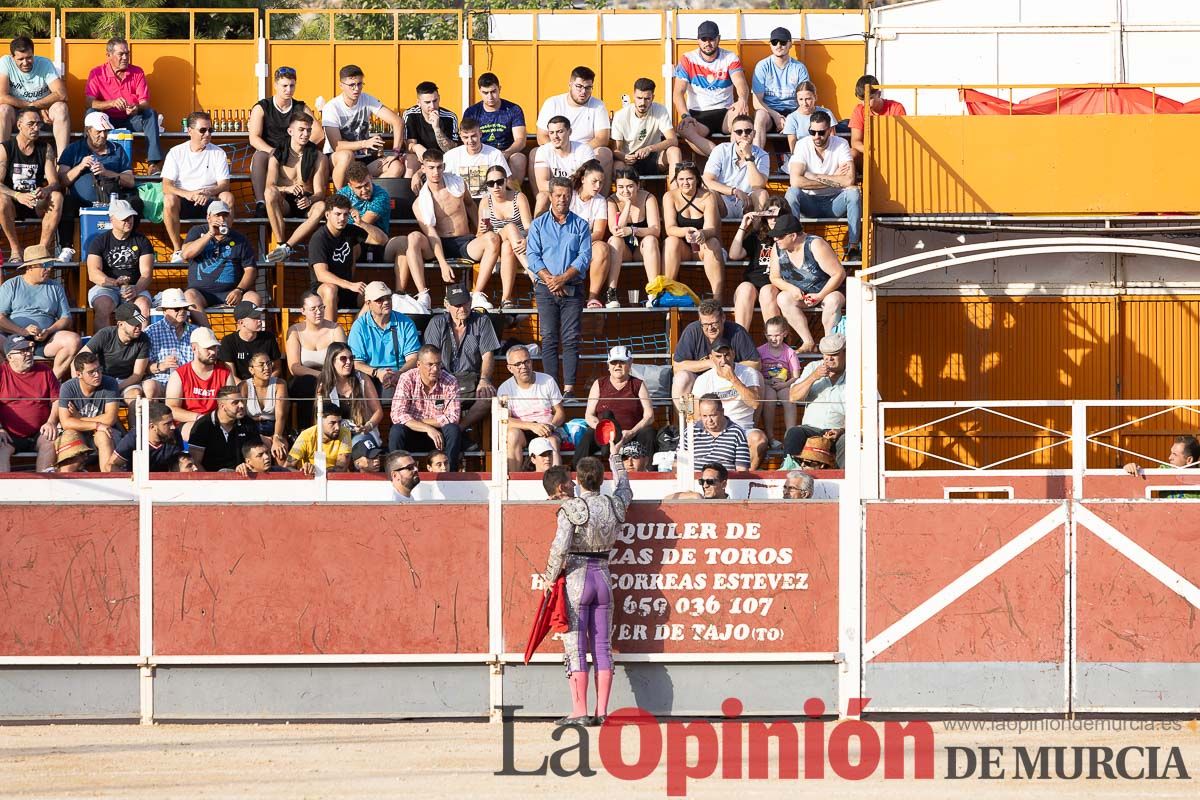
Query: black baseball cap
[
  {"left": 234, "top": 300, "right": 265, "bottom": 321},
  {"left": 114, "top": 302, "right": 148, "bottom": 327},
  {"left": 770, "top": 27, "right": 793, "bottom": 43},
  {"left": 697, "top": 20, "right": 720, "bottom": 39},
  {"left": 3, "top": 335, "right": 33, "bottom": 354},
  {"left": 444, "top": 286, "right": 470, "bottom": 307},
  {"left": 767, "top": 213, "right": 804, "bottom": 239},
  {"left": 351, "top": 440, "right": 383, "bottom": 462},
  {"left": 710, "top": 338, "right": 733, "bottom": 352}
]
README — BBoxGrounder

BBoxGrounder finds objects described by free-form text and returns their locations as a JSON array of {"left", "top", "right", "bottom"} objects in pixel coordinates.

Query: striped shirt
[
  {"left": 674, "top": 48, "right": 743, "bottom": 112},
  {"left": 145, "top": 320, "right": 197, "bottom": 386},
  {"left": 688, "top": 421, "right": 750, "bottom": 471}
]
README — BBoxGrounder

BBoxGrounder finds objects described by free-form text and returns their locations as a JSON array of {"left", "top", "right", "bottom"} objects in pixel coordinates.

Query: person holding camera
[{"left": 180, "top": 201, "right": 261, "bottom": 328}]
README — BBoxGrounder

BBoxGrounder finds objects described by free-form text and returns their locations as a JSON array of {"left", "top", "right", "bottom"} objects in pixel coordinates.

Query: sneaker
[
  {"left": 500, "top": 299, "right": 517, "bottom": 310},
  {"left": 265, "top": 244, "right": 292, "bottom": 264},
  {"left": 604, "top": 287, "right": 620, "bottom": 308},
  {"left": 771, "top": 438, "right": 784, "bottom": 450},
  {"left": 170, "top": 250, "right": 184, "bottom": 263},
  {"left": 57, "top": 247, "right": 76, "bottom": 263},
  {"left": 254, "top": 201, "right": 267, "bottom": 219},
  {"left": 843, "top": 244, "right": 862, "bottom": 263},
  {"left": 470, "top": 291, "right": 494, "bottom": 311},
  {"left": 417, "top": 289, "right": 432, "bottom": 314}
]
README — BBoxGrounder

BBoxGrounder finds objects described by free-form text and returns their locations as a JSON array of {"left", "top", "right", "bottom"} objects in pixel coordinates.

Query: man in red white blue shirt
[{"left": 672, "top": 20, "right": 750, "bottom": 158}]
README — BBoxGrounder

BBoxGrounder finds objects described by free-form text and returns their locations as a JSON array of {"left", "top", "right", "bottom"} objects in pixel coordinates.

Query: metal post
[
  {"left": 488, "top": 396, "right": 509, "bottom": 722},
  {"left": 1071, "top": 401, "right": 1087, "bottom": 501},
  {"left": 314, "top": 395, "right": 327, "bottom": 497},
  {"left": 674, "top": 403, "right": 693, "bottom": 492},
  {"left": 460, "top": 13, "right": 472, "bottom": 120},
  {"left": 136, "top": 396, "right": 154, "bottom": 724},
  {"left": 256, "top": 18, "right": 268, "bottom": 103},
  {"left": 838, "top": 277, "right": 867, "bottom": 718}
]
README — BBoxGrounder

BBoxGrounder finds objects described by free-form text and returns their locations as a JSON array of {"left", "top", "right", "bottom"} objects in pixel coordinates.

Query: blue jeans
[
  {"left": 119, "top": 107, "right": 164, "bottom": 162},
  {"left": 390, "top": 422, "right": 463, "bottom": 470},
  {"left": 534, "top": 281, "right": 584, "bottom": 389},
  {"left": 785, "top": 186, "right": 861, "bottom": 246}
]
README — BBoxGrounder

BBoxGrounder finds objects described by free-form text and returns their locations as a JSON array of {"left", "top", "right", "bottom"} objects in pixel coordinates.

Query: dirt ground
[{"left": 2, "top": 719, "right": 1199, "bottom": 799}]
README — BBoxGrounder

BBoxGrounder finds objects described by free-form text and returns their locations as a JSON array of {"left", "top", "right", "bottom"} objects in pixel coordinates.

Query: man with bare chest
[
  {"left": 404, "top": 148, "right": 500, "bottom": 310},
  {"left": 264, "top": 113, "right": 328, "bottom": 264}
]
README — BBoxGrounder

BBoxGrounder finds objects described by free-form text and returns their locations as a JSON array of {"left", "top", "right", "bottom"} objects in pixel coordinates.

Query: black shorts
[
  {"left": 742, "top": 268, "right": 773, "bottom": 290},
  {"left": 178, "top": 198, "right": 214, "bottom": 221},
  {"left": 282, "top": 193, "right": 313, "bottom": 217},
  {"left": 12, "top": 201, "right": 40, "bottom": 221},
  {"left": 309, "top": 281, "right": 363, "bottom": 312},
  {"left": 631, "top": 152, "right": 664, "bottom": 177},
  {"left": 689, "top": 108, "right": 728, "bottom": 134},
  {"left": 442, "top": 235, "right": 477, "bottom": 261},
  {"left": 8, "top": 434, "right": 40, "bottom": 453},
  {"left": 190, "top": 287, "right": 230, "bottom": 307}
]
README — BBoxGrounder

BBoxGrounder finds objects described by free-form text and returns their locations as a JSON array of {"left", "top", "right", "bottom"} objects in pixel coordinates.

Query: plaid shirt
[
  {"left": 145, "top": 320, "right": 196, "bottom": 385},
  {"left": 391, "top": 368, "right": 460, "bottom": 427}
]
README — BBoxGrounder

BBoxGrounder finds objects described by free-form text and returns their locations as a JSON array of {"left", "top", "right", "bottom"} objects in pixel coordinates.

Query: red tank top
[
  {"left": 594, "top": 376, "right": 643, "bottom": 431},
  {"left": 177, "top": 362, "right": 230, "bottom": 415}
]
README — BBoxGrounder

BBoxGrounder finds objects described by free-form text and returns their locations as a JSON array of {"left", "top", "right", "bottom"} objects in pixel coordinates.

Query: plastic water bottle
[{"left": 109, "top": 193, "right": 118, "bottom": 206}]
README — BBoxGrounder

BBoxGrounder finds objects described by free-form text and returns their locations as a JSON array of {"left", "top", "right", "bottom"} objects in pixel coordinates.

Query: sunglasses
[
  {"left": 485, "top": 178, "right": 506, "bottom": 188},
  {"left": 275, "top": 66, "right": 296, "bottom": 79},
  {"left": 732, "top": 128, "right": 753, "bottom": 136},
  {"left": 770, "top": 39, "right": 789, "bottom": 46},
  {"left": 699, "top": 36, "right": 718, "bottom": 43},
  {"left": 392, "top": 463, "right": 418, "bottom": 473},
  {"left": 508, "top": 359, "right": 531, "bottom": 368},
  {"left": 808, "top": 129, "right": 830, "bottom": 137},
  {"left": 698, "top": 478, "right": 722, "bottom": 486},
  {"left": 194, "top": 127, "right": 211, "bottom": 134}
]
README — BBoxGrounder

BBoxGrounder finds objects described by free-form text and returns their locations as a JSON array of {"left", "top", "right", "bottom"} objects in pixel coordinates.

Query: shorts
[
  {"left": 442, "top": 235, "right": 478, "bottom": 262},
  {"left": 721, "top": 192, "right": 746, "bottom": 219},
  {"left": 88, "top": 285, "right": 153, "bottom": 308},
  {"left": 7, "top": 434, "right": 41, "bottom": 453},
  {"left": 689, "top": 108, "right": 728, "bottom": 134},
  {"left": 177, "top": 197, "right": 215, "bottom": 221},
  {"left": 280, "top": 193, "right": 313, "bottom": 217},
  {"left": 309, "top": 281, "right": 363, "bottom": 312},
  {"left": 742, "top": 268, "right": 773, "bottom": 290},
  {"left": 764, "top": 111, "right": 793, "bottom": 132},
  {"left": 12, "top": 202, "right": 40, "bottom": 221},
  {"left": 631, "top": 152, "right": 664, "bottom": 177},
  {"left": 189, "top": 287, "right": 230, "bottom": 307}
]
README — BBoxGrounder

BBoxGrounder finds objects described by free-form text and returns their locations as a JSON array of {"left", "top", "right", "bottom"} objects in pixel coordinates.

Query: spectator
[
  {"left": 287, "top": 401, "right": 351, "bottom": 473},
  {"left": 390, "top": 343, "right": 463, "bottom": 469},
  {"left": 570, "top": 160, "right": 612, "bottom": 309},
  {"left": 782, "top": 81, "right": 834, "bottom": 152},
  {"left": 171, "top": 453, "right": 199, "bottom": 472},
  {"left": 785, "top": 111, "right": 862, "bottom": 262},
  {"left": 0, "top": 245, "right": 79, "bottom": 379},
  {"left": 187, "top": 385, "right": 258, "bottom": 471},
  {"left": 317, "top": 341, "right": 383, "bottom": 443},
  {"left": 242, "top": 351, "right": 289, "bottom": 463},
  {"left": 322, "top": 64, "right": 404, "bottom": 189},
  {"left": 783, "top": 469, "right": 815, "bottom": 499},
  {"left": 662, "top": 163, "right": 725, "bottom": 301},
  {"left": 53, "top": 429, "right": 92, "bottom": 473},
  {"left": 284, "top": 290, "right": 345, "bottom": 427},
  {"left": 850, "top": 74, "right": 906, "bottom": 160},
  {"left": 687, "top": 396, "right": 750, "bottom": 473},
  {"left": 477, "top": 164, "right": 530, "bottom": 309},
  {"left": 308, "top": 194, "right": 380, "bottom": 320},
  {"left": 785, "top": 333, "right": 846, "bottom": 468},
  {"left": 402, "top": 80, "right": 460, "bottom": 175},
  {"left": 161, "top": 111, "right": 234, "bottom": 262},
  {"left": 497, "top": 345, "right": 565, "bottom": 472},
  {"left": 751, "top": 28, "right": 809, "bottom": 151},
  {"left": 608, "top": 167, "right": 662, "bottom": 290},
  {"left": 84, "top": 37, "right": 163, "bottom": 171},
  {"left": 672, "top": 21, "right": 748, "bottom": 157},
  {"left": 79, "top": 302, "right": 150, "bottom": 404},
  {"left": 249, "top": 65, "right": 321, "bottom": 211},
  {"left": 347, "top": 281, "right": 419, "bottom": 399},
  {"left": 532, "top": 116, "right": 595, "bottom": 217},
  {"left": 765, "top": 213, "right": 846, "bottom": 352},
  {"left": 525, "top": 177, "right": 591, "bottom": 396},
  {"left": 337, "top": 160, "right": 392, "bottom": 245},
  {"left": 0, "top": 334, "right": 58, "bottom": 472},
  {"left": 690, "top": 339, "right": 767, "bottom": 470},
  {"left": 702, "top": 113, "right": 769, "bottom": 219},
  {"left": 351, "top": 438, "right": 383, "bottom": 473},
  {"left": 757, "top": 315, "right": 801, "bottom": 444},
  {"left": 386, "top": 449, "right": 420, "bottom": 502},
  {"left": 619, "top": 440, "right": 651, "bottom": 473},
  {"left": 236, "top": 440, "right": 288, "bottom": 476},
  {"left": 164, "top": 326, "right": 234, "bottom": 439},
  {"left": 107, "top": 401, "right": 182, "bottom": 473},
  {"left": 57, "top": 350, "right": 120, "bottom": 472},
  {"left": 1123, "top": 435, "right": 1200, "bottom": 475},
  {"left": 541, "top": 464, "right": 573, "bottom": 499},
  {"left": 666, "top": 462, "right": 730, "bottom": 500},
  {"left": 218, "top": 301, "right": 281, "bottom": 381},
  {"left": 0, "top": 36, "right": 68, "bottom": 156},
  {"left": 795, "top": 435, "right": 836, "bottom": 471},
  {"left": 420, "top": 285, "right": 499, "bottom": 432},
  {"left": 0, "top": 108, "right": 64, "bottom": 260},
  {"left": 671, "top": 299, "right": 759, "bottom": 408},
  {"left": 425, "top": 449, "right": 449, "bottom": 473},
  {"left": 611, "top": 77, "right": 681, "bottom": 179},
  {"left": 57, "top": 111, "right": 138, "bottom": 247},
  {"left": 406, "top": 148, "right": 500, "bottom": 310},
  {"left": 181, "top": 200, "right": 261, "bottom": 326},
  {"left": 143, "top": 288, "right": 196, "bottom": 399},
  {"left": 730, "top": 197, "right": 788, "bottom": 332},
  {"left": 528, "top": 436, "right": 555, "bottom": 472},
  {"left": 444, "top": 117, "right": 509, "bottom": 199},
  {"left": 263, "top": 112, "right": 329, "bottom": 265},
  {"left": 463, "top": 72, "right": 528, "bottom": 188},
  {"left": 84, "top": 199, "right": 152, "bottom": 328},
  {"left": 576, "top": 345, "right": 655, "bottom": 465},
  {"left": 536, "top": 66, "right": 612, "bottom": 186}
]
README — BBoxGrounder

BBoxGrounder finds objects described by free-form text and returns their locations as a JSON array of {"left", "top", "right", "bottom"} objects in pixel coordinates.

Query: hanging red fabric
[{"left": 962, "top": 86, "right": 1200, "bottom": 116}]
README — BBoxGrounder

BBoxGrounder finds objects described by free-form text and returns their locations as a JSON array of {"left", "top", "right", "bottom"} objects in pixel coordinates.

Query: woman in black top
[
  {"left": 662, "top": 162, "right": 724, "bottom": 301},
  {"left": 730, "top": 196, "right": 788, "bottom": 333}
]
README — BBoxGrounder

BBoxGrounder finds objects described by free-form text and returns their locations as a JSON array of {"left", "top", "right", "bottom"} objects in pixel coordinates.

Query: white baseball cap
[
  {"left": 189, "top": 327, "right": 219, "bottom": 349},
  {"left": 158, "top": 288, "right": 193, "bottom": 309},
  {"left": 607, "top": 345, "right": 632, "bottom": 362},
  {"left": 529, "top": 437, "right": 554, "bottom": 457},
  {"left": 83, "top": 111, "right": 113, "bottom": 131}
]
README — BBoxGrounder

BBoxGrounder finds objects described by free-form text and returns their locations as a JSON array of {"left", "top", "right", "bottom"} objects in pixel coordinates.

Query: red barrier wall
[
  {"left": 866, "top": 503, "right": 1065, "bottom": 662},
  {"left": 152, "top": 504, "right": 489, "bottom": 655},
  {"left": 503, "top": 501, "right": 840, "bottom": 656},
  {"left": 885, "top": 474, "right": 1072, "bottom": 499},
  {"left": 0, "top": 505, "right": 139, "bottom": 656},
  {"left": 1077, "top": 503, "right": 1200, "bottom": 662},
  {"left": 1083, "top": 474, "right": 1200, "bottom": 499}
]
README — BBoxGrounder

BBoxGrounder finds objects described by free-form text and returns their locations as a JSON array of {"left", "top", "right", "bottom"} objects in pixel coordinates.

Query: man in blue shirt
[
  {"left": 57, "top": 111, "right": 140, "bottom": 247},
  {"left": 337, "top": 159, "right": 391, "bottom": 239},
  {"left": 525, "top": 177, "right": 590, "bottom": 396},
  {"left": 348, "top": 280, "right": 419, "bottom": 399},
  {"left": 751, "top": 27, "right": 810, "bottom": 150},
  {"left": 180, "top": 201, "right": 262, "bottom": 328},
  {"left": 463, "top": 72, "right": 528, "bottom": 188},
  {"left": 0, "top": 36, "right": 70, "bottom": 157}
]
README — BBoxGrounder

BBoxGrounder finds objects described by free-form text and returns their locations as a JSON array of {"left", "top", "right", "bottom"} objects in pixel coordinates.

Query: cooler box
[
  {"left": 80, "top": 205, "right": 112, "bottom": 256},
  {"left": 107, "top": 128, "right": 133, "bottom": 162}
]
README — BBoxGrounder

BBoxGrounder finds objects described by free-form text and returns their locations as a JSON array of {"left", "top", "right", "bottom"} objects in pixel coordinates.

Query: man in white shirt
[
  {"left": 161, "top": 111, "right": 234, "bottom": 262},
  {"left": 689, "top": 339, "right": 767, "bottom": 470},
  {"left": 496, "top": 344, "right": 565, "bottom": 472},
  {"left": 536, "top": 66, "right": 612, "bottom": 188},
  {"left": 702, "top": 113, "right": 768, "bottom": 219},
  {"left": 0, "top": 36, "right": 69, "bottom": 156},
  {"left": 321, "top": 64, "right": 404, "bottom": 189},
  {"left": 784, "top": 110, "right": 861, "bottom": 260},
  {"left": 387, "top": 449, "right": 420, "bottom": 502},
  {"left": 785, "top": 333, "right": 846, "bottom": 467},
  {"left": 532, "top": 116, "right": 595, "bottom": 217},
  {"left": 610, "top": 77, "right": 681, "bottom": 178},
  {"left": 443, "top": 117, "right": 510, "bottom": 199}
]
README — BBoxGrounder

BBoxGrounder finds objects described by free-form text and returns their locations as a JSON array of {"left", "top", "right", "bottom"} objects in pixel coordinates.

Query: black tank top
[
  {"left": 3, "top": 139, "right": 48, "bottom": 192},
  {"left": 256, "top": 97, "right": 310, "bottom": 150}
]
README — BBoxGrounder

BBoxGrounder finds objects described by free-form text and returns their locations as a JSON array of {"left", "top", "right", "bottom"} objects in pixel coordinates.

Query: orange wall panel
[
  {"left": 192, "top": 42, "right": 258, "bottom": 118},
  {"left": 267, "top": 43, "right": 332, "bottom": 108},
  {"left": 397, "top": 43, "right": 463, "bottom": 114}
]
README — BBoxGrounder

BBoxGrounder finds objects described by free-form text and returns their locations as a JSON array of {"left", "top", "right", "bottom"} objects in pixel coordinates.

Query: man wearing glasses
[
  {"left": 671, "top": 298, "right": 759, "bottom": 411},
  {"left": 536, "top": 66, "right": 612, "bottom": 187},
  {"left": 85, "top": 37, "right": 164, "bottom": 173},
  {"left": 347, "top": 281, "right": 420, "bottom": 400},
  {"left": 666, "top": 462, "right": 731, "bottom": 500},
  {"left": 387, "top": 449, "right": 421, "bottom": 502},
  {"left": 161, "top": 111, "right": 234, "bottom": 263},
  {"left": 249, "top": 65, "right": 323, "bottom": 215},
  {"left": 702, "top": 113, "right": 768, "bottom": 219},
  {"left": 497, "top": 344, "right": 565, "bottom": 472},
  {"left": 672, "top": 20, "right": 750, "bottom": 158},
  {"left": 782, "top": 470, "right": 815, "bottom": 500},
  {"left": 751, "top": 27, "right": 809, "bottom": 151},
  {"left": 322, "top": 64, "right": 404, "bottom": 189},
  {"left": 785, "top": 110, "right": 861, "bottom": 262}
]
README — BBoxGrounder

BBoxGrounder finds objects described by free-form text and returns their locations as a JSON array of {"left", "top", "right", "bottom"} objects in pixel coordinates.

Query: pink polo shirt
[{"left": 85, "top": 63, "right": 149, "bottom": 122}]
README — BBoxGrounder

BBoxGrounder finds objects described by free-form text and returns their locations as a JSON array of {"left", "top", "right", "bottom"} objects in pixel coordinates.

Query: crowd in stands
[{"left": 0, "top": 22, "right": 886, "bottom": 486}]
